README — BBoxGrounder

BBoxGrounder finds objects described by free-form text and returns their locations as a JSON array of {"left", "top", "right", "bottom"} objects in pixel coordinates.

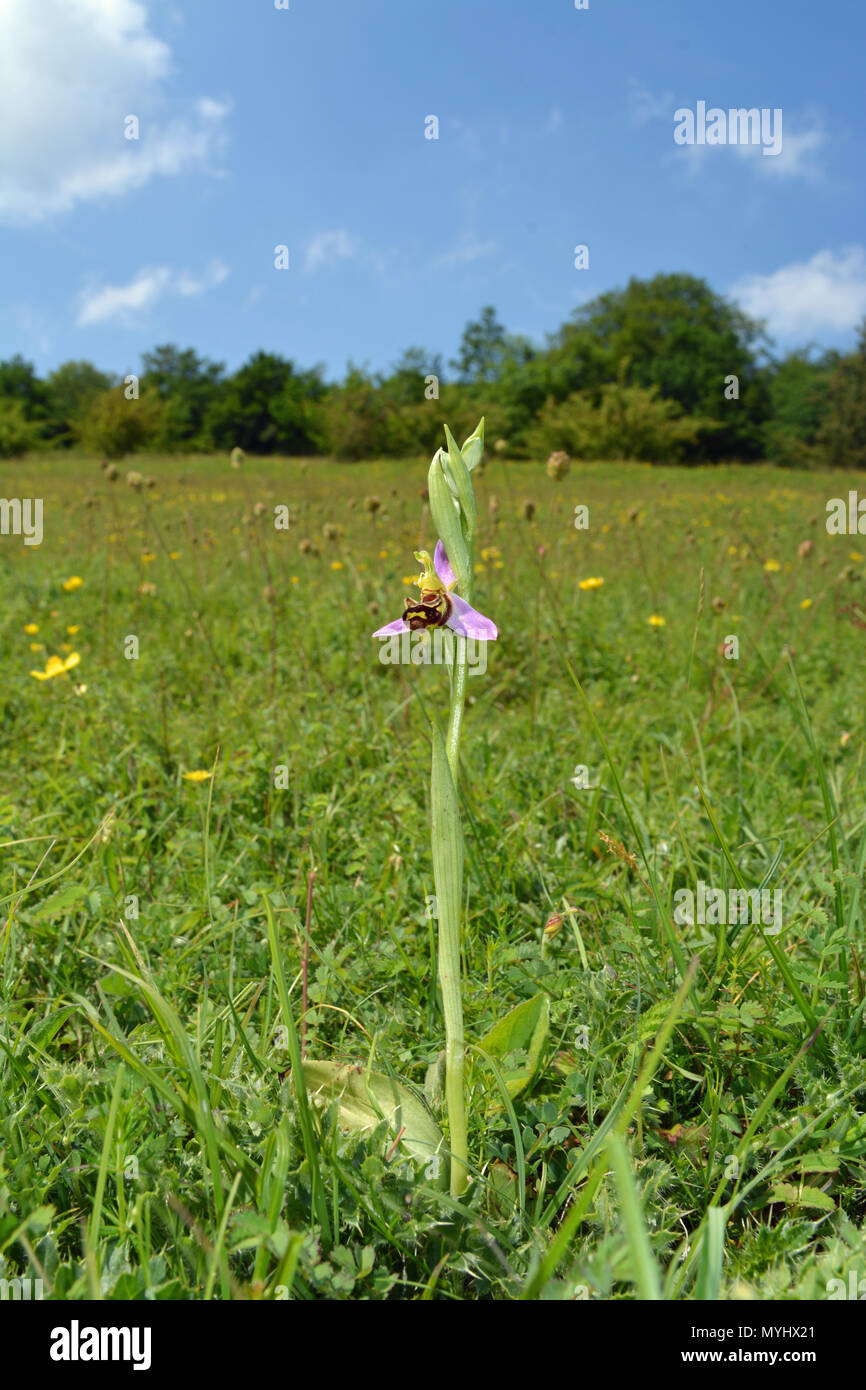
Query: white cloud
[
  {"left": 0, "top": 0, "right": 230, "bottom": 223},
  {"left": 731, "top": 114, "right": 826, "bottom": 180},
  {"left": 434, "top": 239, "right": 496, "bottom": 268},
  {"left": 627, "top": 81, "right": 675, "bottom": 128},
  {"left": 731, "top": 247, "right": 866, "bottom": 339},
  {"left": 544, "top": 107, "right": 563, "bottom": 135},
  {"left": 76, "top": 259, "right": 229, "bottom": 326},
  {"left": 303, "top": 230, "right": 360, "bottom": 273}
]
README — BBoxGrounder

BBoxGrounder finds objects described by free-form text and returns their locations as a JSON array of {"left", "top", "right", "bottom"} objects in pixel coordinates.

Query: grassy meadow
[{"left": 1, "top": 447, "right": 865, "bottom": 1301}]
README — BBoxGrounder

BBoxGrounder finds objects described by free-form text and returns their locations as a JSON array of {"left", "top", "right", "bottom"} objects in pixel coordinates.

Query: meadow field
[{"left": 1, "top": 447, "right": 865, "bottom": 1301}]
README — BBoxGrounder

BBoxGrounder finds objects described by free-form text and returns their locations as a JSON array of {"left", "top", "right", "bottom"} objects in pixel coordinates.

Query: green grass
[{"left": 1, "top": 448, "right": 865, "bottom": 1300}]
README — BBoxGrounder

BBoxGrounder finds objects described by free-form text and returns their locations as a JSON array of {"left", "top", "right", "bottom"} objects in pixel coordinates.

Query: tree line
[{"left": 1, "top": 272, "right": 864, "bottom": 467}]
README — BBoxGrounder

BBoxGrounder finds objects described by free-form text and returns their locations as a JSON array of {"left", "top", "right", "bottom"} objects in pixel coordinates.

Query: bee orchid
[{"left": 372, "top": 542, "right": 498, "bottom": 642}]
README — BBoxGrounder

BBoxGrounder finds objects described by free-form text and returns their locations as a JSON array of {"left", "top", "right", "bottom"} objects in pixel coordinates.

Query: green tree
[
  {"left": 0, "top": 398, "right": 44, "bottom": 457},
  {"left": 81, "top": 387, "right": 162, "bottom": 459},
  {"left": 203, "top": 351, "right": 323, "bottom": 454},
  {"left": 44, "top": 360, "right": 115, "bottom": 445},
  {"left": 141, "top": 345, "right": 225, "bottom": 450},
  {"left": 555, "top": 274, "right": 771, "bottom": 459},
  {"left": 816, "top": 320, "right": 866, "bottom": 470},
  {"left": 761, "top": 349, "right": 837, "bottom": 467},
  {"left": 0, "top": 355, "right": 48, "bottom": 425},
  {"left": 450, "top": 307, "right": 508, "bottom": 384}
]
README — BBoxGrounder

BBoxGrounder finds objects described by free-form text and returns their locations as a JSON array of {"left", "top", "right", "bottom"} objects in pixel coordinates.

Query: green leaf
[
  {"left": 442, "top": 424, "right": 477, "bottom": 541},
  {"left": 477, "top": 993, "right": 549, "bottom": 1099},
  {"left": 31, "top": 884, "right": 88, "bottom": 919},
  {"left": 298, "top": 1060, "right": 446, "bottom": 1182},
  {"left": 460, "top": 417, "right": 485, "bottom": 472},
  {"left": 427, "top": 449, "right": 470, "bottom": 597},
  {"left": 766, "top": 1182, "right": 836, "bottom": 1212}
]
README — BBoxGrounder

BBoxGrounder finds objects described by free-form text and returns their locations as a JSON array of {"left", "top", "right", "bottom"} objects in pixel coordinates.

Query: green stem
[{"left": 431, "top": 639, "right": 469, "bottom": 1196}]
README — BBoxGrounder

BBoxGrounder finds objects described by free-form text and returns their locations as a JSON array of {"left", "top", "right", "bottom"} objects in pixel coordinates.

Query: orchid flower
[{"left": 372, "top": 542, "right": 498, "bottom": 643}]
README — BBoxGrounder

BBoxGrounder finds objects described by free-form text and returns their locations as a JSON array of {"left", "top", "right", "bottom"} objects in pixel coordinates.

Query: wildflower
[
  {"left": 138, "top": 581, "right": 157, "bottom": 596},
  {"left": 798, "top": 539, "right": 814, "bottom": 558},
  {"left": 24, "top": 623, "right": 39, "bottom": 634},
  {"left": 578, "top": 576, "right": 604, "bottom": 591},
  {"left": 254, "top": 502, "right": 266, "bottom": 517},
  {"left": 62, "top": 576, "right": 83, "bottom": 592},
  {"left": 30, "top": 652, "right": 80, "bottom": 681},
  {"left": 800, "top": 598, "right": 812, "bottom": 609},
  {"left": 183, "top": 770, "right": 212, "bottom": 782},
  {"left": 840, "top": 731, "right": 852, "bottom": 747},
  {"left": 379, "top": 549, "right": 389, "bottom": 559},
  {"left": 169, "top": 551, "right": 180, "bottom": 560},
  {"left": 298, "top": 538, "right": 318, "bottom": 555},
  {"left": 648, "top": 614, "right": 666, "bottom": 627},
  {"left": 290, "top": 575, "right": 299, "bottom": 584},
  {"left": 230, "top": 447, "right": 245, "bottom": 469},
  {"left": 105, "top": 464, "right": 119, "bottom": 481},
  {"left": 144, "top": 476, "right": 156, "bottom": 490},
  {"left": 546, "top": 450, "right": 570, "bottom": 481},
  {"left": 29, "top": 642, "right": 44, "bottom": 652},
  {"left": 67, "top": 625, "right": 79, "bottom": 635},
  {"left": 322, "top": 523, "right": 341, "bottom": 541},
  {"left": 850, "top": 551, "right": 863, "bottom": 563},
  {"left": 73, "top": 684, "right": 87, "bottom": 696},
  {"left": 141, "top": 551, "right": 156, "bottom": 563},
  {"left": 330, "top": 560, "right": 344, "bottom": 571},
  {"left": 126, "top": 471, "right": 143, "bottom": 491},
  {"left": 488, "top": 495, "right": 500, "bottom": 516},
  {"left": 372, "top": 543, "right": 498, "bottom": 641},
  {"left": 364, "top": 495, "right": 381, "bottom": 515},
  {"left": 711, "top": 596, "right": 725, "bottom": 613},
  {"left": 494, "top": 438, "right": 508, "bottom": 454},
  {"left": 764, "top": 559, "right": 781, "bottom": 572}
]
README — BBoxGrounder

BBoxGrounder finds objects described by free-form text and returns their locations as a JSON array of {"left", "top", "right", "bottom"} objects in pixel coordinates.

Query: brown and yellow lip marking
[{"left": 403, "top": 589, "right": 453, "bottom": 630}]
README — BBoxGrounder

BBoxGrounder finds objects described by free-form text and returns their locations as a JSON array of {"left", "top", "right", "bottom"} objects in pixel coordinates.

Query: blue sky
[{"left": 3, "top": 0, "right": 864, "bottom": 383}]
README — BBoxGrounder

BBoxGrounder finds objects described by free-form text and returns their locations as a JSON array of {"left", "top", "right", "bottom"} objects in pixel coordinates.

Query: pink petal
[
  {"left": 447, "top": 594, "right": 498, "bottom": 641},
  {"left": 434, "top": 541, "right": 455, "bottom": 589},
  {"left": 372, "top": 617, "right": 409, "bottom": 637}
]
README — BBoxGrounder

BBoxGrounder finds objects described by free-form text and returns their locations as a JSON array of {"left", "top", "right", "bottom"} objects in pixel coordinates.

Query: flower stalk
[{"left": 371, "top": 419, "right": 494, "bottom": 1198}]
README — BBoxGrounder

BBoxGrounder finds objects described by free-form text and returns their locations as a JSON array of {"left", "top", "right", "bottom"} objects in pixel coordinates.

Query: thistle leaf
[{"left": 298, "top": 1060, "right": 446, "bottom": 1179}]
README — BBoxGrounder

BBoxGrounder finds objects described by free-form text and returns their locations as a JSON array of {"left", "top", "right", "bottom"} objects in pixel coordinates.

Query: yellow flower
[
  {"left": 67, "top": 625, "right": 79, "bottom": 635},
  {"left": 29, "top": 641, "right": 44, "bottom": 652},
  {"left": 849, "top": 552, "right": 863, "bottom": 563},
  {"left": 24, "top": 622, "right": 39, "bottom": 635},
  {"left": 330, "top": 560, "right": 344, "bottom": 571},
  {"left": 763, "top": 560, "right": 780, "bottom": 573},
  {"left": 800, "top": 598, "right": 812, "bottom": 609},
  {"left": 578, "top": 576, "right": 604, "bottom": 591},
  {"left": 183, "top": 769, "right": 212, "bottom": 782},
  {"left": 728, "top": 545, "right": 738, "bottom": 556},
  {"left": 290, "top": 575, "right": 299, "bottom": 584},
  {"left": 62, "top": 576, "right": 83, "bottom": 592},
  {"left": 169, "top": 551, "right": 180, "bottom": 560},
  {"left": 74, "top": 684, "right": 87, "bottom": 696},
  {"left": 60, "top": 642, "right": 72, "bottom": 652},
  {"left": 30, "top": 652, "right": 80, "bottom": 681},
  {"left": 378, "top": 549, "right": 389, "bottom": 559},
  {"left": 647, "top": 614, "right": 666, "bottom": 627},
  {"left": 141, "top": 551, "right": 156, "bottom": 563},
  {"left": 138, "top": 582, "right": 157, "bottom": 596}
]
